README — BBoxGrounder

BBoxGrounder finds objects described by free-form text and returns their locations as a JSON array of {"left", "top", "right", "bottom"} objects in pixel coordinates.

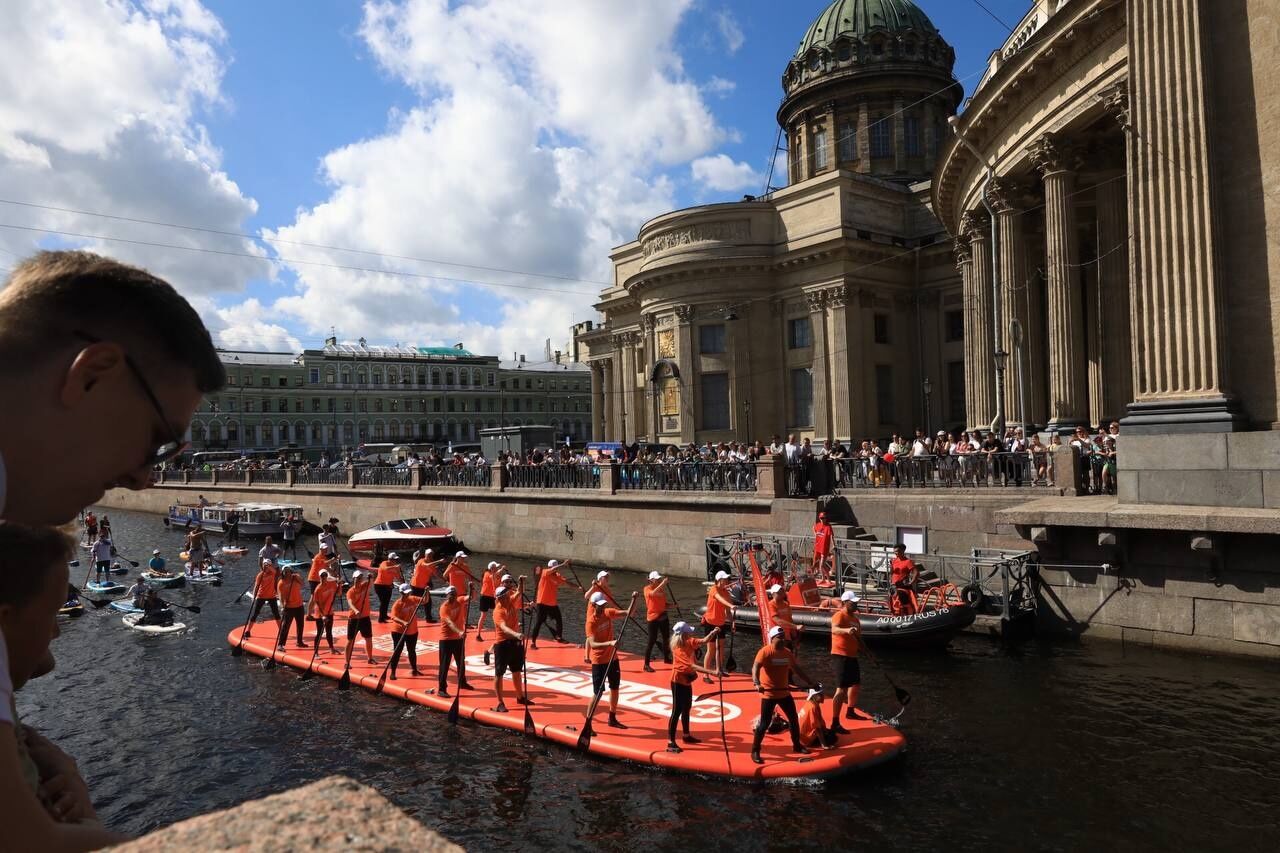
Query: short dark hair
[
  {"left": 0, "top": 523, "right": 74, "bottom": 608},
  {"left": 0, "top": 250, "right": 226, "bottom": 391}
]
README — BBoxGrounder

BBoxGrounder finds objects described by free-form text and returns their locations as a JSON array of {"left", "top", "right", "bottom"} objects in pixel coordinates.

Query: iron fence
[
  {"left": 188, "top": 469, "right": 212, "bottom": 482},
  {"left": 250, "top": 469, "right": 287, "bottom": 484},
  {"left": 422, "top": 465, "right": 490, "bottom": 488},
  {"left": 358, "top": 466, "right": 411, "bottom": 487},
  {"left": 506, "top": 463, "right": 600, "bottom": 489},
  {"left": 832, "top": 452, "right": 1049, "bottom": 489},
  {"left": 294, "top": 467, "right": 349, "bottom": 487},
  {"left": 618, "top": 462, "right": 757, "bottom": 492}
]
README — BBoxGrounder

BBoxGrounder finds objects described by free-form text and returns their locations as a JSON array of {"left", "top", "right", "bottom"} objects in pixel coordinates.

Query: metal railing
[
  {"left": 294, "top": 467, "right": 349, "bottom": 486},
  {"left": 506, "top": 463, "right": 600, "bottom": 489},
  {"left": 421, "top": 465, "right": 490, "bottom": 488},
  {"left": 188, "top": 469, "right": 213, "bottom": 482},
  {"left": 618, "top": 462, "right": 757, "bottom": 492},
  {"left": 358, "top": 466, "right": 411, "bottom": 487},
  {"left": 832, "top": 452, "right": 1049, "bottom": 489},
  {"left": 250, "top": 469, "right": 287, "bottom": 484}
]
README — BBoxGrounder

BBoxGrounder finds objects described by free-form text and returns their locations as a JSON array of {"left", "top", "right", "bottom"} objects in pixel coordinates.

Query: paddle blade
[
  {"left": 575, "top": 720, "right": 594, "bottom": 751},
  {"left": 230, "top": 641, "right": 243, "bottom": 657},
  {"left": 894, "top": 685, "right": 912, "bottom": 707},
  {"left": 523, "top": 706, "right": 535, "bottom": 736},
  {"left": 448, "top": 694, "right": 461, "bottom": 726},
  {"left": 373, "top": 671, "right": 390, "bottom": 694},
  {"left": 262, "top": 657, "right": 275, "bottom": 670},
  {"left": 724, "top": 654, "right": 738, "bottom": 673},
  {"left": 89, "top": 599, "right": 113, "bottom": 610},
  {"left": 299, "top": 668, "right": 314, "bottom": 681},
  {"left": 338, "top": 667, "right": 351, "bottom": 691},
  {"left": 187, "top": 605, "right": 202, "bottom": 614}
]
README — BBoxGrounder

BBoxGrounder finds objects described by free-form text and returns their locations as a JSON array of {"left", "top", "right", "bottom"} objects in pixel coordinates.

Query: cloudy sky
[{"left": 0, "top": 0, "right": 1023, "bottom": 357}]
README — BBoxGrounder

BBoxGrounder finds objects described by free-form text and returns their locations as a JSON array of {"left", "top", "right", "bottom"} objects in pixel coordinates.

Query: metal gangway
[{"left": 704, "top": 531, "right": 1038, "bottom": 630}]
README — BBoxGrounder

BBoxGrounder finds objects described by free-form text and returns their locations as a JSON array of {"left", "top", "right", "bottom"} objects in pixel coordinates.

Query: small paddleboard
[
  {"left": 123, "top": 613, "right": 186, "bottom": 634},
  {"left": 110, "top": 600, "right": 144, "bottom": 614},
  {"left": 59, "top": 603, "right": 85, "bottom": 618},
  {"left": 186, "top": 574, "right": 223, "bottom": 585},
  {"left": 86, "top": 581, "right": 126, "bottom": 596},
  {"left": 109, "top": 565, "right": 129, "bottom": 576},
  {"left": 220, "top": 546, "right": 248, "bottom": 557},
  {"left": 141, "top": 573, "right": 186, "bottom": 589}
]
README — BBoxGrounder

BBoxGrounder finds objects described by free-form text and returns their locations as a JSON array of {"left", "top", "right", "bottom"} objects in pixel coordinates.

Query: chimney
[
  {"left": 358, "top": 337, "right": 367, "bottom": 348},
  {"left": 519, "top": 354, "right": 525, "bottom": 364},
  {"left": 554, "top": 350, "right": 562, "bottom": 364},
  {"left": 324, "top": 335, "right": 337, "bottom": 347}
]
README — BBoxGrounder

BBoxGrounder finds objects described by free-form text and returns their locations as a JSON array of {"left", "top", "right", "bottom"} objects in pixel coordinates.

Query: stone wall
[{"left": 1118, "top": 432, "right": 1280, "bottom": 508}]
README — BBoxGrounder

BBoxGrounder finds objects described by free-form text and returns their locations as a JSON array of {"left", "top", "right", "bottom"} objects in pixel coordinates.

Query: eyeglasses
[{"left": 74, "top": 331, "right": 190, "bottom": 466}]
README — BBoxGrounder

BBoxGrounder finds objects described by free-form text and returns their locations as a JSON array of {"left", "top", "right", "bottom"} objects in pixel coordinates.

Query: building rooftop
[
  {"left": 218, "top": 351, "right": 300, "bottom": 366},
  {"left": 499, "top": 359, "right": 589, "bottom": 373}
]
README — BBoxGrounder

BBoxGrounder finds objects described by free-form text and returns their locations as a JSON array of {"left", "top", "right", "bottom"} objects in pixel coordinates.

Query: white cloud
[
  {"left": 702, "top": 76, "right": 737, "bottom": 98},
  {"left": 691, "top": 154, "right": 763, "bottom": 193},
  {"left": 209, "top": 298, "right": 304, "bottom": 353},
  {"left": 267, "top": 0, "right": 726, "bottom": 357},
  {"left": 0, "top": 0, "right": 269, "bottom": 298},
  {"left": 715, "top": 10, "right": 745, "bottom": 55}
]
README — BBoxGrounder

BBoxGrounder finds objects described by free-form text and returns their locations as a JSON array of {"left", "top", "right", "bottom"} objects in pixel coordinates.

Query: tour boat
[
  {"left": 228, "top": 621, "right": 905, "bottom": 781},
  {"left": 164, "top": 502, "right": 308, "bottom": 537},
  {"left": 720, "top": 594, "right": 978, "bottom": 649},
  {"left": 346, "top": 518, "right": 459, "bottom": 561}
]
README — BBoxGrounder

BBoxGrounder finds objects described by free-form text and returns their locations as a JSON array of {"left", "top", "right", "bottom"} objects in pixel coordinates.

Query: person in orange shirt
[
  {"left": 666, "top": 620, "right": 718, "bottom": 753},
  {"left": 445, "top": 550, "right": 475, "bottom": 595},
  {"left": 474, "top": 560, "right": 501, "bottom": 641},
  {"left": 308, "top": 569, "right": 339, "bottom": 654},
  {"left": 491, "top": 579, "right": 530, "bottom": 713},
  {"left": 583, "top": 570, "right": 619, "bottom": 607},
  {"left": 749, "top": 625, "right": 816, "bottom": 764},
  {"left": 642, "top": 571, "right": 672, "bottom": 672},
  {"left": 388, "top": 584, "right": 423, "bottom": 680},
  {"left": 243, "top": 558, "right": 280, "bottom": 638},
  {"left": 829, "top": 590, "right": 863, "bottom": 732},
  {"left": 701, "top": 570, "right": 736, "bottom": 681},
  {"left": 437, "top": 583, "right": 477, "bottom": 697},
  {"left": 410, "top": 550, "right": 442, "bottom": 622},
  {"left": 767, "top": 584, "right": 799, "bottom": 642},
  {"left": 276, "top": 566, "right": 306, "bottom": 648},
  {"left": 889, "top": 544, "right": 920, "bottom": 614},
  {"left": 585, "top": 590, "right": 638, "bottom": 730},
  {"left": 797, "top": 688, "right": 837, "bottom": 749},
  {"left": 531, "top": 558, "right": 580, "bottom": 648},
  {"left": 343, "top": 571, "right": 377, "bottom": 667},
  {"left": 812, "top": 511, "right": 834, "bottom": 581},
  {"left": 374, "top": 552, "right": 403, "bottom": 624},
  {"left": 307, "top": 546, "right": 337, "bottom": 594}
]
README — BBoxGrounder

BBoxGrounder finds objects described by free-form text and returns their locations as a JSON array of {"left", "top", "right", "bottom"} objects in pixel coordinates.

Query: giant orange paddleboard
[{"left": 227, "top": 620, "right": 905, "bottom": 781}]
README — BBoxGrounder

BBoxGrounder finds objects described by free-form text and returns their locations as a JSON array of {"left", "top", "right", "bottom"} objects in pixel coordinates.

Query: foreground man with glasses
[{"left": 0, "top": 250, "right": 225, "bottom": 850}]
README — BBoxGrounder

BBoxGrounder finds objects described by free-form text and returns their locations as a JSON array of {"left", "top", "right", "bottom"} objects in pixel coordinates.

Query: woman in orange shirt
[
  {"left": 437, "top": 583, "right": 476, "bottom": 697},
  {"left": 374, "top": 553, "right": 403, "bottom": 623},
  {"left": 749, "top": 626, "right": 816, "bottom": 764},
  {"left": 343, "top": 571, "right": 377, "bottom": 667},
  {"left": 308, "top": 569, "right": 339, "bottom": 654},
  {"left": 474, "top": 560, "right": 500, "bottom": 641},
  {"left": 585, "top": 591, "right": 638, "bottom": 730},
  {"left": 531, "top": 558, "right": 580, "bottom": 648},
  {"left": 276, "top": 566, "right": 306, "bottom": 648},
  {"left": 307, "top": 547, "right": 337, "bottom": 594},
  {"left": 410, "top": 550, "right": 442, "bottom": 622},
  {"left": 767, "top": 584, "right": 799, "bottom": 642},
  {"left": 244, "top": 558, "right": 280, "bottom": 638},
  {"left": 701, "top": 571, "right": 736, "bottom": 682},
  {"left": 666, "top": 621, "right": 718, "bottom": 753},
  {"left": 642, "top": 571, "right": 672, "bottom": 672},
  {"left": 388, "top": 583, "right": 423, "bottom": 680},
  {"left": 491, "top": 580, "right": 530, "bottom": 713}
]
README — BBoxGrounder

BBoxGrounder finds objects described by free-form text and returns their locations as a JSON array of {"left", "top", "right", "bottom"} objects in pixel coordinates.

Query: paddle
[
  {"left": 369, "top": 588, "right": 429, "bottom": 695},
  {"left": 262, "top": 603, "right": 291, "bottom": 670},
  {"left": 519, "top": 577, "right": 535, "bottom": 736},
  {"left": 665, "top": 583, "right": 684, "bottom": 620},
  {"left": 446, "top": 582, "right": 474, "bottom": 726},
  {"left": 230, "top": 577, "right": 263, "bottom": 657},
  {"left": 575, "top": 592, "right": 640, "bottom": 750},
  {"left": 229, "top": 582, "right": 255, "bottom": 605},
  {"left": 723, "top": 610, "right": 738, "bottom": 673},
  {"left": 156, "top": 599, "right": 201, "bottom": 614},
  {"left": 113, "top": 551, "right": 141, "bottom": 568},
  {"left": 300, "top": 585, "right": 339, "bottom": 681},
  {"left": 859, "top": 642, "right": 912, "bottom": 717},
  {"left": 696, "top": 685, "right": 814, "bottom": 702}
]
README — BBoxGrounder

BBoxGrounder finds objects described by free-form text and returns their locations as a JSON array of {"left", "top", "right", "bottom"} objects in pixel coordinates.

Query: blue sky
[{"left": 0, "top": 0, "right": 1029, "bottom": 356}]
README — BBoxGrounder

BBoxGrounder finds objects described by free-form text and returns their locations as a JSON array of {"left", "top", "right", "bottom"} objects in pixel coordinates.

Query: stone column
[
  {"left": 827, "top": 286, "right": 852, "bottom": 442},
  {"left": 806, "top": 290, "right": 830, "bottom": 439},
  {"left": 1123, "top": 1, "right": 1241, "bottom": 431},
  {"left": 590, "top": 362, "right": 604, "bottom": 441},
  {"left": 923, "top": 100, "right": 938, "bottom": 171},
  {"left": 1097, "top": 181, "right": 1133, "bottom": 427},
  {"left": 674, "top": 305, "right": 696, "bottom": 443},
  {"left": 641, "top": 315, "right": 657, "bottom": 440},
  {"left": 955, "top": 238, "right": 976, "bottom": 431},
  {"left": 616, "top": 333, "right": 634, "bottom": 443},
  {"left": 961, "top": 212, "right": 995, "bottom": 430},
  {"left": 857, "top": 100, "right": 871, "bottom": 172},
  {"left": 892, "top": 93, "right": 905, "bottom": 174},
  {"left": 990, "top": 179, "right": 1031, "bottom": 428},
  {"left": 1032, "top": 133, "right": 1089, "bottom": 432},
  {"left": 600, "top": 356, "right": 614, "bottom": 440}
]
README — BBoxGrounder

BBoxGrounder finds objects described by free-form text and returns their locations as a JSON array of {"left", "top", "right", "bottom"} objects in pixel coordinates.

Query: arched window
[
  {"left": 372, "top": 370, "right": 382, "bottom": 385},
  {"left": 294, "top": 420, "right": 306, "bottom": 443},
  {"left": 325, "top": 368, "right": 336, "bottom": 385},
  {"left": 813, "top": 126, "right": 829, "bottom": 170},
  {"left": 459, "top": 370, "right": 469, "bottom": 388},
  {"left": 390, "top": 421, "right": 401, "bottom": 439},
  {"left": 472, "top": 369, "right": 482, "bottom": 386},
  {"left": 343, "top": 421, "right": 355, "bottom": 443},
  {"left": 839, "top": 121, "right": 856, "bottom": 162},
  {"left": 904, "top": 114, "right": 922, "bottom": 157},
  {"left": 431, "top": 369, "right": 441, "bottom": 386},
  {"left": 870, "top": 114, "right": 891, "bottom": 158},
  {"left": 311, "top": 422, "right": 323, "bottom": 442},
  {"left": 357, "top": 420, "right": 369, "bottom": 442},
  {"left": 357, "top": 370, "right": 367, "bottom": 385},
  {"left": 388, "top": 368, "right": 398, "bottom": 385},
  {"left": 417, "top": 369, "right": 426, "bottom": 386},
  {"left": 341, "top": 368, "right": 351, "bottom": 384},
  {"left": 446, "top": 369, "right": 455, "bottom": 386}
]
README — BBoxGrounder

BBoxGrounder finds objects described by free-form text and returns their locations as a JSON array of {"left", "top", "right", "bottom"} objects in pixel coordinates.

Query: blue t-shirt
[{"left": 149, "top": 557, "right": 165, "bottom": 572}]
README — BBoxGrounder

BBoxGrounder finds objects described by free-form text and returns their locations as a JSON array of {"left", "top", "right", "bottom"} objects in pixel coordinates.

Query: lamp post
[
  {"left": 993, "top": 350, "right": 1009, "bottom": 435},
  {"left": 922, "top": 377, "right": 933, "bottom": 436}
]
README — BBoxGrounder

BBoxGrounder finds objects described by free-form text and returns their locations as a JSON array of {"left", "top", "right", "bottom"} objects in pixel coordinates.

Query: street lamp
[
  {"left": 993, "top": 350, "right": 1009, "bottom": 434},
  {"left": 922, "top": 377, "right": 933, "bottom": 436}
]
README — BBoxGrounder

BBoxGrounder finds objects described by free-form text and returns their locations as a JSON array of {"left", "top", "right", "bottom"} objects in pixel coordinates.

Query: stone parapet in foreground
[{"left": 114, "top": 776, "right": 462, "bottom": 852}]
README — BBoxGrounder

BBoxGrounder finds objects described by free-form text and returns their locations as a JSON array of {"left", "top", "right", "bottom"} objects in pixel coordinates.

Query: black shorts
[
  {"left": 832, "top": 655, "right": 861, "bottom": 688},
  {"left": 592, "top": 660, "right": 621, "bottom": 693},
  {"left": 701, "top": 618, "right": 724, "bottom": 636},
  {"left": 479, "top": 595, "right": 495, "bottom": 612},
  {"left": 494, "top": 639, "right": 525, "bottom": 677},
  {"left": 347, "top": 616, "right": 372, "bottom": 640}
]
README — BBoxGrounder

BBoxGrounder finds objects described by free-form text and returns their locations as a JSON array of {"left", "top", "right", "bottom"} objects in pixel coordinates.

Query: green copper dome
[{"left": 795, "top": 0, "right": 939, "bottom": 59}]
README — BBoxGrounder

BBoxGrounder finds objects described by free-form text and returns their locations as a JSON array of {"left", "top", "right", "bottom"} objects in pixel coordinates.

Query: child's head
[{"left": 0, "top": 524, "right": 73, "bottom": 690}]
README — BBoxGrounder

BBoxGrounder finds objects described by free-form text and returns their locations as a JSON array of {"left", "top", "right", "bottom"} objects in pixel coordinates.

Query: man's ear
[{"left": 61, "top": 342, "right": 124, "bottom": 407}]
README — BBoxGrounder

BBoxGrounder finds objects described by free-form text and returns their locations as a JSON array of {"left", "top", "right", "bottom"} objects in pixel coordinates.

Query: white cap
[
  {"left": 590, "top": 592, "right": 608, "bottom": 606},
  {"left": 673, "top": 621, "right": 696, "bottom": 635},
  {"left": 423, "top": 549, "right": 434, "bottom": 557},
  {"left": 548, "top": 559, "right": 560, "bottom": 569},
  {"left": 596, "top": 570, "right": 609, "bottom": 581},
  {"left": 442, "top": 585, "right": 456, "bottom": 596},
  {"left": 455, "top": 550, "right": 467, "bottom": 558},
  {"left": 319, "top": 571, "right": 330, "bottom": 579},
  {"left": 152, "top": 549, "right": 160, "bottom": 555},
  {"left": 352, "top": 570, "right": 365, "bottom": 580},
  {"left": 840, "top": 590, "right": 861, "bottom": 603},
  {"left": 495, "top": 585, "right": 509, "bottom": 597},
  {"left": 648, "top": 571, "right": 661, "bottom": 581},
  {"left": 389, "top": 552, "right": 400, "bottom": 560},
  {"left": 767, "top": 584, "right": 783, "bottom": 594},
  {"left": 399, "top": 583, "right": 413, "bottom": 594},
  {"left": 767, "top": 626, "right": 785, "bottom": 640},
  {"left": 807, "top": 687, "right": 824, "bottom": 700},
  {"left": 487, "top": 561, "right": 500, "bottom": 571},
  {"left": 714, "top": 570, "right": 730, "bottom": 581},
  {"left": 413, "top": 550, "right": 422, "bottom": 560},
  {"left": 501, "top": 573, "right": 513, "bottom": 583}
]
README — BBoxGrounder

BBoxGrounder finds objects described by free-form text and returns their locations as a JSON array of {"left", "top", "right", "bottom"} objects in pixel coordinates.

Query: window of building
[
  {"left": 244, "top": 399, "right": 254, "bottom": 413},
  {"left": 431, "top": 369, "right": 441, "bottom": 386},
  {"left": 311, "top": 398, "right": 320, "bottom": 412},
  {"left": 227, "top": 423, "right": 238, "bottom": 442},
  {"left": 945, "top": 310, "right": 964, "bottom": 342},
  {"left": 790, "top": 368, "right": 813, "bottom": 427},
  {"left": 699, "top": 324, "right": 726, "bottom": 354},
  {"left": 447, "top": 399, "right": 455, "bottom": 413},
  {"left": 813, "top": 127, "right": 829, "bottom": 170},
  {"left": 446, "top": 369, "right": 455, "bottom": 386},
  {"left": 358, "top": 399, "right": 367, "bottom": 413},
  {"left": 874, "top": 313, "right": 891, "bottom": 344},
  {"left": 871, "top": 116, "right": 891, "bottom": 158},
  {"left": 357, "top": 370, "right": 367, "bottom": 385},
  {"left": 309, "top": 368, "right": 319, "bottom": 384},
  {"left": 325, "top": 368, "right": 335, "bottom": 385},
  {"left": 836, "top": 41, "right": 852, "bottom": 62},
  {"left": 260, "top": 376, "right": 270, "bottom": 387},
  {"left": 391, "top": 399, "right": 399, "bottom": 412},
  {"left": 343, "top": 399, "right": 351, "bottom": 412},
  {"left": 277, "top": 399, "right": 287, "bottom": 413},
  {"left": 243, "top": 372, "right": 252, "bottom": 385},
  {"left": 838, "top": 121, "right": 856, "bottom": 162},
  {"left": 460, "top": 371, "right": 469, "bottom": 388},
  {"left": 433, "top": 399, "right": 442, "bottom": 413},
  {"left": 327, "top": 398, "right": 335, "bottom": 413},
  {"left": 946, "top": 361, "right": 966, "bottom": 423},
  {"left": 372, "top": 371, "right": 382, "bottom": 385},
  {"left": 388, "top": 368, "right": 399, "bottom": 384},
  {"left": 487, "top": 372, "right": 496, "bottom": 387},
  {"left": 875, "top": 364, "right": 894, "bottom": 424},
  {"left": 536, "top": 379, "right": 544, "bottom": 390},
  {"left": 512, "top": 399, "right": 520, "bottom": 413},
  {"left": 905, "top": 115, "right": 922, "bottom": 157},
  {"left": 375, "top": 399, "right": 384, "bottom": 413},
  {"left": 278, "top": 376, "right": 288, "bottom": 387},
  {"left": 341, "top": 369, "right": 350, "bottom": 384},
  {"left": 294, "top": 400, "right": 303, "bottom": 412},
  {"left": 788, "top": 317, "right": 812, "bottom": 349},
  {"left": 700, "top": 372, "right": 730, "bottom": 431}
]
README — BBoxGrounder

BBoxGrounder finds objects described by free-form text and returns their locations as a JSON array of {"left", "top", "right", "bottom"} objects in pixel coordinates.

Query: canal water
[{"left": 21, "top": 508, "right": 1280, "bottom": 851}]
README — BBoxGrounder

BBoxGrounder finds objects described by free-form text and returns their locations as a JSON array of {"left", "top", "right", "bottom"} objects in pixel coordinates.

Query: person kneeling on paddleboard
[
  {"left": 147, "top": 550, "right": 171, "bottom": 578},
  {"left": 667, "top": 621, "right": 719, "bottom": 753},
  {"left": 126, "top": 577, "right": 149, "bottom": 610},
  {"left": 750, "top": 626, "right": 817, "bottom": 765},
  {"left": 139, "top": 589, "right": 173, "bottom": 627},
  {"left": 797, "top": 688, "right": 837, "bottom": 749},
  {"left": 343, "top": 572, "right": 377, "bottom": 667}
]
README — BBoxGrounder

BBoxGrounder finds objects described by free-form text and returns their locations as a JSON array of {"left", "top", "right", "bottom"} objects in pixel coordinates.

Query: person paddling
[
  {"left": 410, "top": 550, "right": 441, "bottom": 622},
  {"left": 530, "top": 559, "right": 577, "bottom": 648},
  {"left": 491, "top": 580, "right": 530, "bottom": 713},
  {"left": 642, "top": 571, "right": 673, "bottom": 673},
  {"left": 437, "top": 583, "right": 476, "bottom": 697},
  {"left": 258, "top": 536, "right": 282, "bottom": 569},
  {"left": 125, "top": 576, "right": 148, "bottom": 609},
  {"left": 89, "top": 529, "right": 113, "bottom": 584},
  {"left": 387, "top": 584, "right": 423, "bottom": 680},
  {"left": 444, "top": 550, "right": 475, "bottom": 596},
  {"left": 343, "top": 571, "right": 377, "bottom": 667},
  {"left": 701, "top": 571, "right": 736, "bottom": 682},
  {"left": 829, "top": 590, "right": 864, "bottom": 730},
  {"left": 666, "top": 621, "right": 719, "bottom": 753},
  {"left": 243, "top": 559, "right": 280, "bottom": 638},
  {"left": 147, "top": 549, "right": 171, "bottom": 578},
  {"left": 585, "top": 590, "right": 639, "bottom": 730},
  {"left": 583, "top": 570, "right": 619, "bottom": 608},
  {"left": 276, "top": 566, "right": 306, "bottom": 649},
  {"left": 308, "top": 570, "right": 339, "bottom": 655},
  {"left": 138, "top": 587, "right": 173, "bottom": 627},
  {"left": 749, "top": 625, "right": 816, "bottom": 765},
  {"left": 185, "top": 526, "right": 208, "bottom": 576},
  {"left": 474, "top": 560, "right": 500, "bottom": 641},
  {"left": 767, "top": 584, "right": 800, "bottom": 642},
  {"left": 307, "top": 546, "right": 337, "bottom": 594},
  {"left": 373, "top": 552, "right": 403, "bottom": 623},
  {"left": 797, "top": 688, "right": 838, "bottom": 749}
]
